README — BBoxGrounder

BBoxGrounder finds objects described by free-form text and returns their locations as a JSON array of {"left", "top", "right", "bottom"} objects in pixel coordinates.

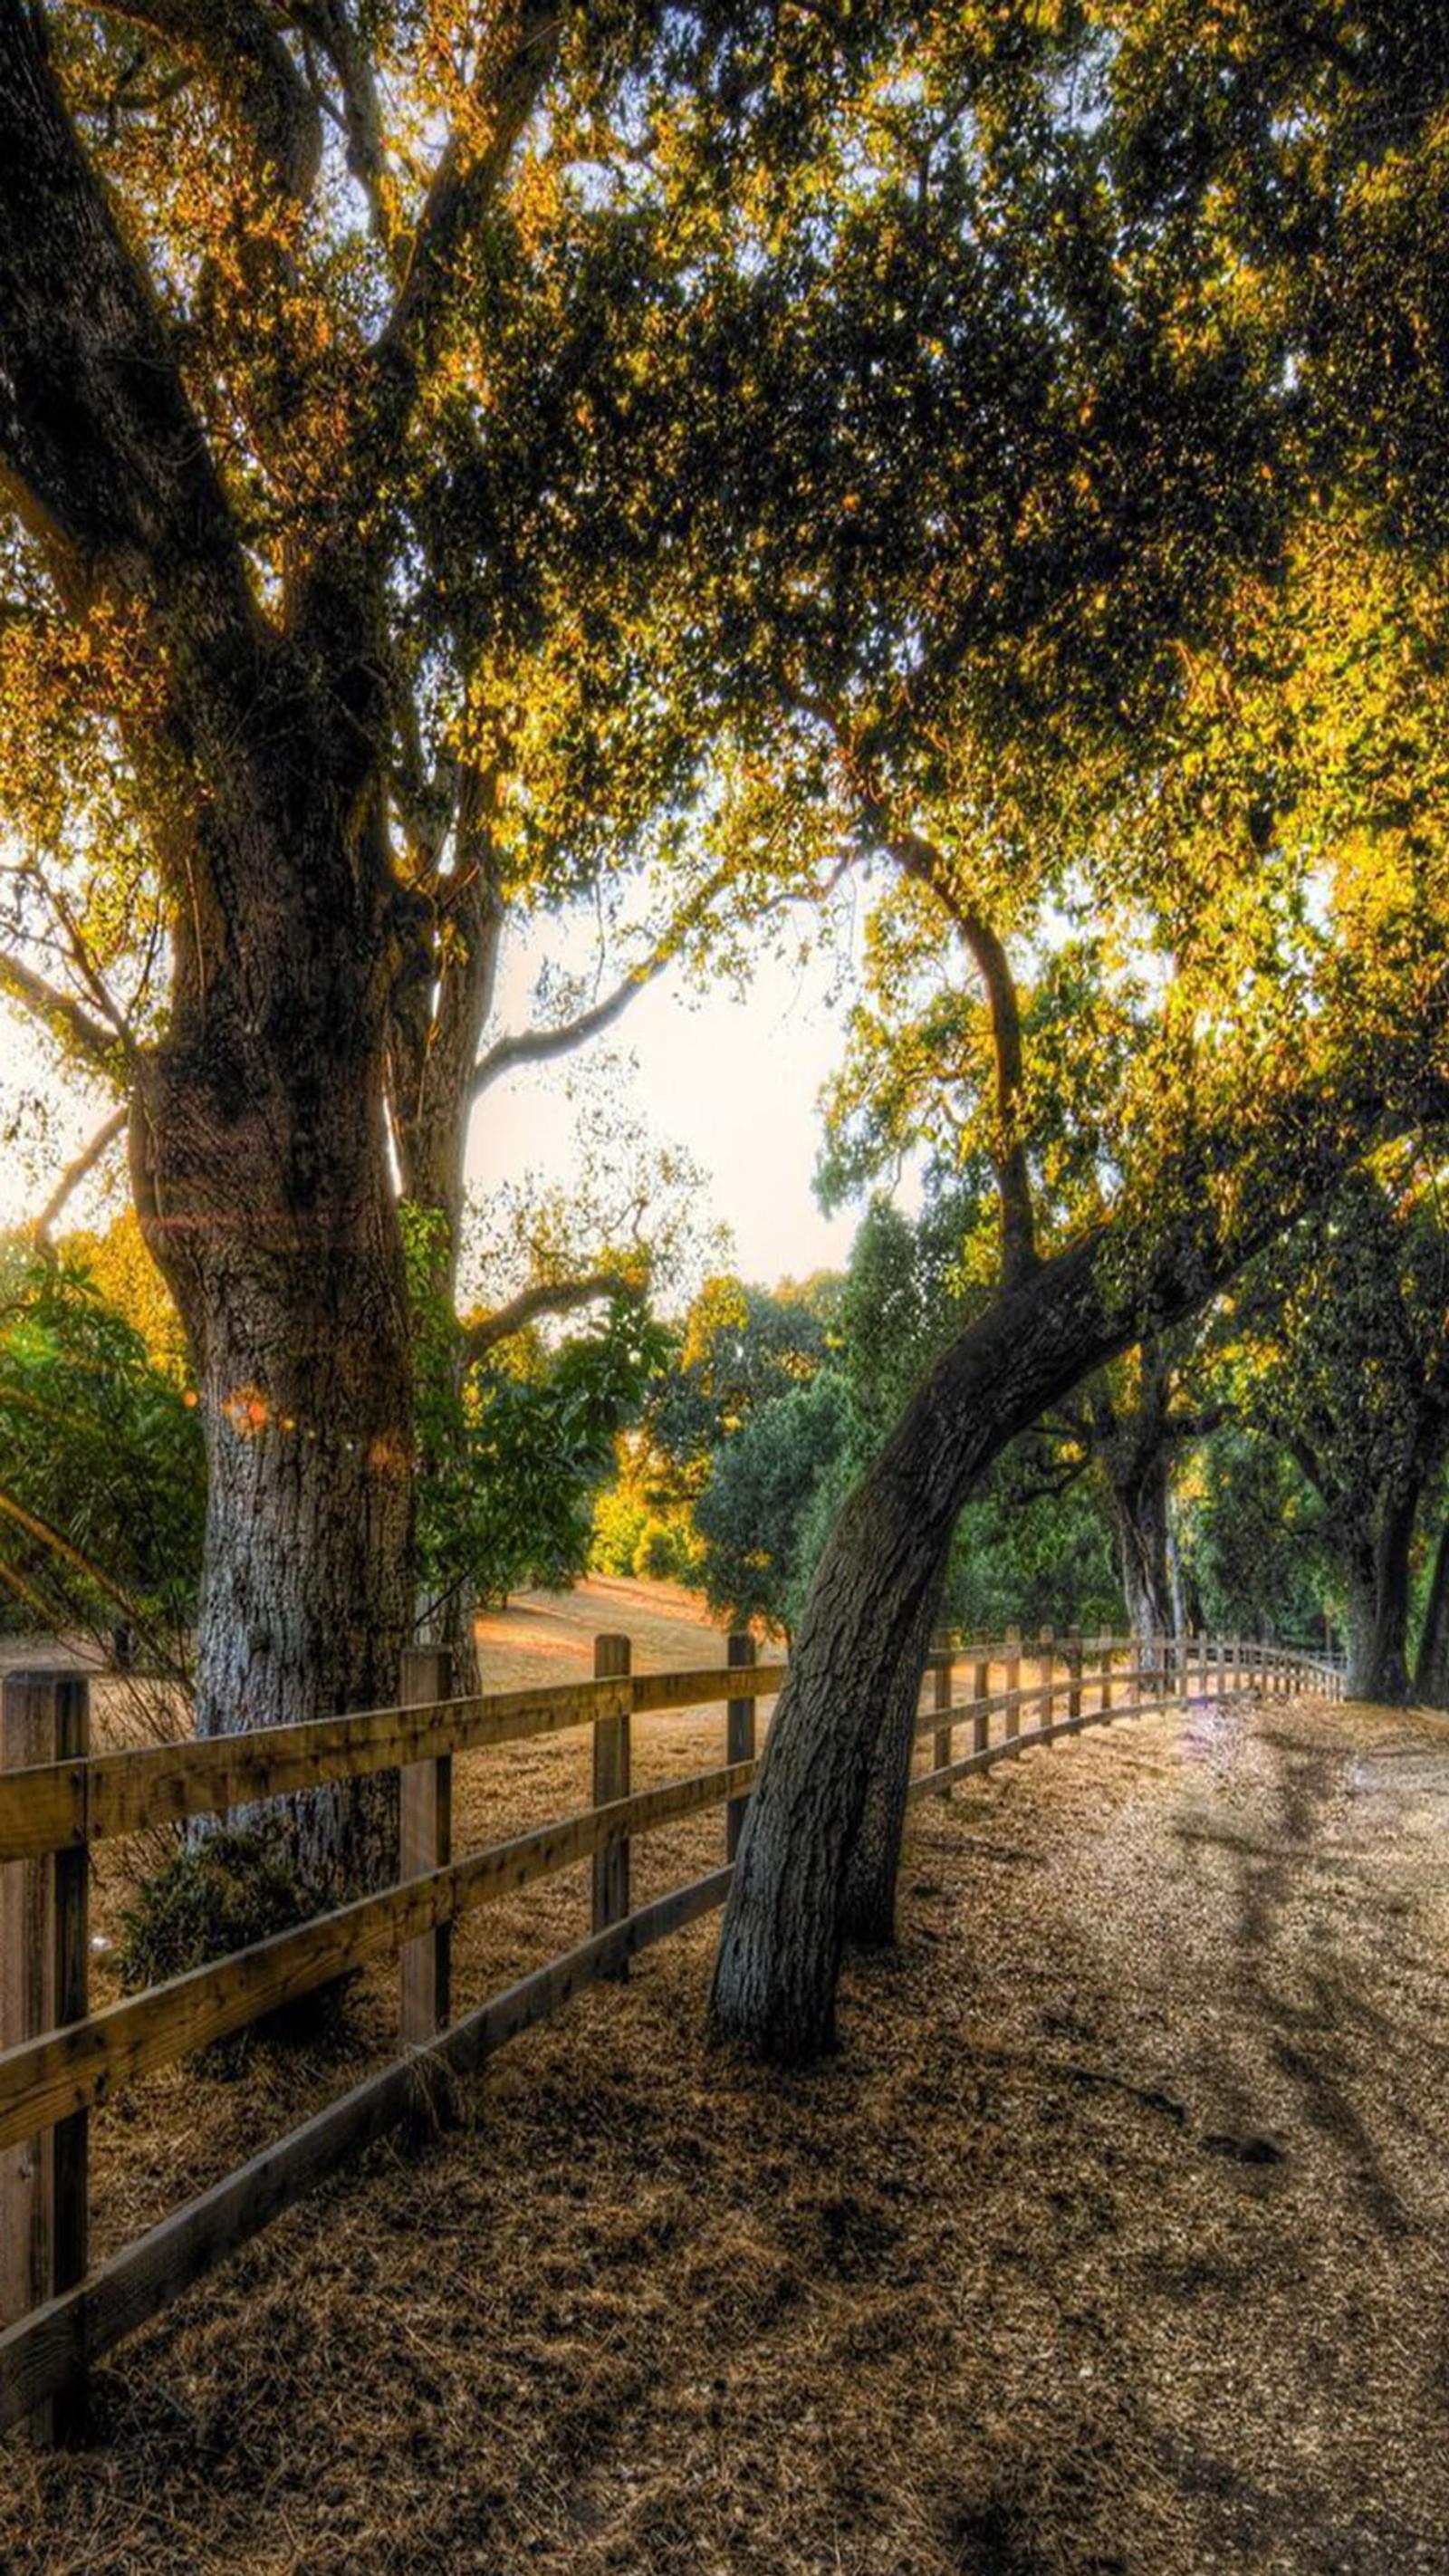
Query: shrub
[
  {"left": 590, "top": 1486, "right": 651, "bottom": 1575},
  {"left": 118, "top": 1828, "right": 356, "bottom": 2071}
]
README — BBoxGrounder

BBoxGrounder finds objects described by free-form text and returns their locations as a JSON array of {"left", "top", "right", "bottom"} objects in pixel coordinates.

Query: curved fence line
[{"left": 0, "top": 1628, "right": 1340, "bottom": 2439}]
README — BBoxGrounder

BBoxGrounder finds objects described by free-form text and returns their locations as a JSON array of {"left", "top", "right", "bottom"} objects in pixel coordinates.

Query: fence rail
[{"left": 0, "top": 1626, "right": 1342, "bottom": 2440}]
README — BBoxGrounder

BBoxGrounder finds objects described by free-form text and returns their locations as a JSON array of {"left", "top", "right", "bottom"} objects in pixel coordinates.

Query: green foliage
[
  {"left": 117, "top": 1830, "right": 354, "bottom": 2069},
  {"left": 695, "top": 1373, "right": 866, "bottom": 1639},
  {"left": 644, "top": 1274, "right": 838, "bottom": 1495},
  {"left": 590, "top": 1483, "right": 703, "bottom": 1587},
  {"left": 0, "top": 1240, "right": 204, "bottom": 1639},
  {"left": 405, "top": 1202, "right": 671, "bottom": 1610},
  {"left": 945, "top": 1452, "right": 1121, "bottom": 1639},
  {"left": 1177, "top": 1429, "right": 1330, "bottom": 1647},
  {"left": 589, "top": 1485, "right": 652, "bottom": 1579},
  {"left": 1233, "top": 1159, "right": 1449, "bottom": 1557},
  {"left": 835, "top": 1191, "right": 984, "bottom": 1437}
]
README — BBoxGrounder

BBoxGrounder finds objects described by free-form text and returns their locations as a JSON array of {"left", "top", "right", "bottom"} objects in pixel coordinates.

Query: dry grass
[{"left": 4, "top": 1592, "right": 1449, "bottom": 2571}]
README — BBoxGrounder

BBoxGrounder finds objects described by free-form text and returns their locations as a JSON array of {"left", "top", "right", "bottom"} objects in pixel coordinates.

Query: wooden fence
[{"left": 0, "top": 1626, "right": 1342, "bottom": 2440}]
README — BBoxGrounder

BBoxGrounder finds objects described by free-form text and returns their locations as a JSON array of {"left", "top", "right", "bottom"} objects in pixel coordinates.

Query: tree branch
[
  {"left": 1280, "top": 1426, "right": 1329, "bottom": 1503},
  {"left": 464, "top": 1270, "right": 638, "bottom": 1363},
  {"left": 293, "top": 0, "right": 398, "bottom": 266},
  {"left": 304, "top": 0, "right": 561, "bottom": 617},
  {"left": 471, "top": 952, "right": 668, "bottom": 1101},
  {"left": 877, "top": 817, "right": 1039, "bottom": 1287},
  {"left": 33, "top": 1105, "right": 129, "bottom": 1245},
  {"left": 0, "top": 948, "right": 130, "bottom": 1074},
  {"left": 1164, "top": 1402, "right": 1232, "bottom": 1443},
  {"left": 1009, "top": 1453, "right": 1091, "bottom": 1507},
  {"left": 470, "top": 851, "right": 744, "bottom": 1104},
  {"left": 0, "top": 3, "right": 264, "bottom": 755},
  {"left": 86, "top": 0, "right": 322, "bottom": 201}
]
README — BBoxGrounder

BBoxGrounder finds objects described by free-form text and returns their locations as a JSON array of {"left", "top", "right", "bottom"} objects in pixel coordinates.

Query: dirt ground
[{"left": 4, "top": 1588, "right": 1449, "bottom": 2574}]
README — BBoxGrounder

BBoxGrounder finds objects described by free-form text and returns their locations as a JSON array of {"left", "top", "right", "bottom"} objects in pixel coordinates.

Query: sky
[
  {"left": 468, "top": 920, "right": 862, "bottom": 1291},
  {"left": 0, "top": 928, "right": 867, "bottom": 1299}
]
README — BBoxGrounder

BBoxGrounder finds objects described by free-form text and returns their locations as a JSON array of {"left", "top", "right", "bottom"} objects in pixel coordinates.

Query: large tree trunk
[
  {"left": 1341, "top": 1496, "right": 1415, "bottom": 1705},
  {"left": 131, "top": 878, "right": 414, "bottom": 1894},
  {"left": 1110, "top": 1449, "right": 1176, "bottom": 1647},
  {"left": 837, "top": 1553, "right": 950, "bottom": 1947},
  {"left": 710, "top": 1232, "right": 1149, "bottom": 2063},
  {"left": 1414, "top": 1516, "right": 1449, "bottom": 1706}
]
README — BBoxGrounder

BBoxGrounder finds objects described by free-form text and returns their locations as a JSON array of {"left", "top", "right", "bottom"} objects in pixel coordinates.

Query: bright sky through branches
[{"left": 0, "top": 943, "right": 859, "bottom": 1293}]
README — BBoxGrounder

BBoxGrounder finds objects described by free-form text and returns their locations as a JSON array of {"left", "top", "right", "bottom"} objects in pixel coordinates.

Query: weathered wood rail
[{"left": 0, "top": 1626, "right": 1342, "bottom": 2439}]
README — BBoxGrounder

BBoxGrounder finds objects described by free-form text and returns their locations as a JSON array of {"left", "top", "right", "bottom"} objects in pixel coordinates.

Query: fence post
[
  {"left": 1099, "top": 1630, "right": 1113, "bottom": 1716},
  {"left": 1003, "top": 1629, "right": 1021, "bottom": 1754},
  {"left": 2, "top": 1668, "right": 89, "bottom": 2444},
  {"left": 931, "top": 1636, "right": 954, "bottom": 1795},
  {"left": 972, "top": 1645, "right": 990, "bottom": 1754},
  {"left": 592, "top": 1633, "right": 632, "bottom": 1970},
  {"left": 398, "top": 1646, "right": 453, "bottom": 2047},
  {"left": 1037, "top": 1628, "right": 1054, "bottom": 1739},
  {"left": 726, "top": 1631, "right": 755, "bottom": 1858},
  {"left": 1067, "top": 1633, "right": 1083, "bottom": 1727}
]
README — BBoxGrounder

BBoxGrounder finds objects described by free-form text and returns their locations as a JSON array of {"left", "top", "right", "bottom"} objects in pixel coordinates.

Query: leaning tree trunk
[
  {"left": 1341, "top": 1496, "right": 1416, "bottom": 1705},
  {"left": 710, "top": 1231, "right": 1157, "bottom": 2063},
  {"left": 709, "top": 1073, "right": 1435, "bottom": 2063},
  {"left": 131, "top": 893, "right": 414, "bottom": 1895},
  {"left": 837, "top": 1552, "right": 950, "bottom": 1947},
  {"left": 1414, "top": 1517, "right": 1449, "bottom": 1707}
]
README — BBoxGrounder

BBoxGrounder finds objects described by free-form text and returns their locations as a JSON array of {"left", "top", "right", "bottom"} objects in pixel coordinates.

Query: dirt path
[{"left": 5, "top": 1658, "right": 1449, "bottom": 2574}]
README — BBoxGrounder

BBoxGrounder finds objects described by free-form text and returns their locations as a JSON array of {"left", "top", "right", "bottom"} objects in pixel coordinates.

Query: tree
[
  {"left": 646, "top": 1274, "right": 836, "bottom": 1489},
  {"left": 698, "top": 6, "right": 1449, "bottom": 2057},
  {"left": 1176, "top": 1427, "right": 1330, "bottom": 1650},
  {"left": 408, "top": 1198, "right": 669, "bottom": 1617},
  {"left": 1413, "top": 1504, "right": 1449, "bottom": 1707},
  {"left": 832, "top": 1196, "right": 1118, "bottom": 1636},
  {"left": 0, "top": 3, "right": 893, "bottom": 1882},
  {"left": 694, "top": 1370, "right": 863, "bottom": 1641},
  {"left": 833, "top": 1195, "right": 981, "bottom": 1438},
  {"left": 1232, "top": 1160, "right": 1449, "bottom": 1701}
]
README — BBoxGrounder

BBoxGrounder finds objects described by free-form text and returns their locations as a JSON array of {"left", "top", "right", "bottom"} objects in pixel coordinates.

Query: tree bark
[
  {"left": 0, "top": 5, "right": 421, "bottom": 1892},
  {"left": 837, "top": 1552, "right": 950, "bottom": 1947},
  {"left": 1414, "top": 1516, "right": 1449, "bottom": 1706},
  {"left": 1109, "top": 1448, "right": 1176, "bottom": 1647},
  {"left": 130, "top": 887, "right": 413, "bottom": 1893},
  {"left": 1092, "top": 1338, "right": 1181, "bottom": 1647},
  {"left": 1341, "top": 1495, "right": 1416, "bottom": 1704}
]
